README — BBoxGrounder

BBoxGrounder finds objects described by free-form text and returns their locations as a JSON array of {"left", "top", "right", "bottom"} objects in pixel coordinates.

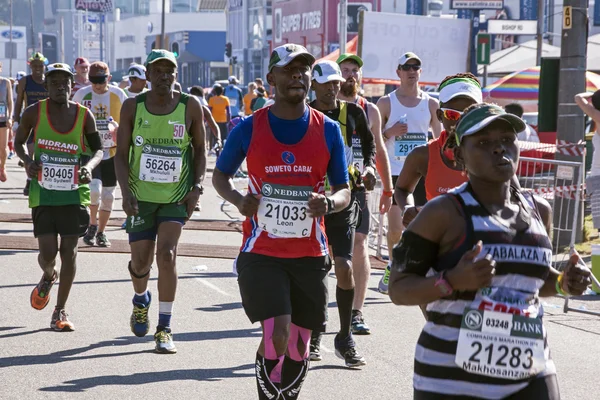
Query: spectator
[
  {"left": 243, "top": 82, "right": 257, "bottom": 115},
  {"left": 208, "top": 84, "right": 231, "bottom": 144},
  {"left": 250, "top": 86, "right": 267, "bottom": 112},
  {"left": 254, "top": 77, "right": 264, "bottom": 89},
  {"left": 224, "top": 75, "right": 243, "bottom": 117},
  {"left": 505, "top": 102, "right": 539, "bottom": 143}
]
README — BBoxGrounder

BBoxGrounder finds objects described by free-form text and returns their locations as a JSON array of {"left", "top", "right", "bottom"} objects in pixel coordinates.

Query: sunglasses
[
  {"left": 441, "top": 108, "right": 464, "bottom": 121},
  {"left": 90, "top": 76, "right": 108, "bottom": 84},
  {"left": 400, "top": 64, "right": 421, "bottom": 71}
]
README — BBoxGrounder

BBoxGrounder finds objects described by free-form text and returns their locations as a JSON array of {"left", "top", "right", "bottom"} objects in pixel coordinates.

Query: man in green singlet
[
  {"left": 115, "top": 49, "right": 207, "bottom": 354},
  {"left": 14, "top": 63, "right": 103, "bottom": 331}
]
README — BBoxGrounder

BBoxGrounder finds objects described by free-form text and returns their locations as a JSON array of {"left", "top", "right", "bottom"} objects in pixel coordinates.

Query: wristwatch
[
  {"left": 193, "top": 183, "right": 204, "bottom": 195},
  {"left": 435, "top": 270, "right": 454, "bottom": 297}
]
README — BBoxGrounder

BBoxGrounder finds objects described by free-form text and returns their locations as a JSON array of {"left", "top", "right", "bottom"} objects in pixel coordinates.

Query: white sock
[
  {"left": 135, "top": 290, "right": 147, "bottom": 297},
  {"left": 159, "top": 301, "right": 173, "bottom": 315}
]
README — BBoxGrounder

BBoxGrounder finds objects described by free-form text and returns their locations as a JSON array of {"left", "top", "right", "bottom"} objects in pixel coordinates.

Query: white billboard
[{"left": 360, "top": 12, "right": 470, "bottom": 83}]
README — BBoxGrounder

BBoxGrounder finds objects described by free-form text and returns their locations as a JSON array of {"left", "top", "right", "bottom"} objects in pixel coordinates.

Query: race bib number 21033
[{"left": 257, "top": 183, "right": 313, "bottom": 238}]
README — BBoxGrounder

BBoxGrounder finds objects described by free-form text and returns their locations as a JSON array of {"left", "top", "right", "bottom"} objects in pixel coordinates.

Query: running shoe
[
  {"left": 334, "top": 334, "right": 366, "bottom": 368},
  {"left": 7, "top": 151, "right": 14, "bottom": 159},
  {"left": 30, "top": 270, "right": 57, "bottom": 310},
  {"left": 378, "top": 264, "right": 391, "bottom": 294},
  {"left": 23, "top": 180, "right": 30, "bottom": 196},
  {"left": 309, "top": 331, "right": 323, "bottom": 361},
  {"left": 0, "top": 168, "right": 6, "bottom": 182},
  {"left": 95, "top": 232, "right": 111, "bottom": 247},
  {"left": 83, "top": 225, "right": 97, "bottom": 246},
  {"left": 18, "top": 160, "right": 24, "bottom": 167},
  {"left": 130, "top": 291, "right": 152, "bottom": 337},
  {"left": 51, "top": 308, "right": 75, "bottom": 331},
  {"left": 121, "top": 221, "right": 126, "bottom": 229},
  {"left": 154, "top": 326, "right": 177, "bottom": 354},
  {"left": 194, "top": 203, "right": 201, "bottom": 212},
  {"left": 351, "top": 310, "right": 371, "bottom": 335}
]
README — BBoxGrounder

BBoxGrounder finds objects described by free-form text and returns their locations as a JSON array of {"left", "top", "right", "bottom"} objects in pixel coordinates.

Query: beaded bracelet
[{"left": 555, "top": 273, "right": 568, "bottom": 296}]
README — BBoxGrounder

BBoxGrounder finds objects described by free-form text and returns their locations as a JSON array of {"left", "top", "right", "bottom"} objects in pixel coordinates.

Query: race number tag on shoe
[
  {"left": 39, "top": 153, "right": 79, "bottom": 191},
  {"left": 394, "top": 133, "right": 427, "bottom": 161},
  {"left": 139, "top": 144, "right": 182, "bottom": 183},
  {"left": 257, "top": 183, "right": 313, "bottom": 238},
  {"left": 455, "top": 308, "right": 545, "bottom": 381}
]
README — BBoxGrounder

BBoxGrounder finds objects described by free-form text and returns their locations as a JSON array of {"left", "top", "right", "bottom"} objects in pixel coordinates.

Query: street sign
[
  {"left": 563, "top": 6, "right": 572, "bottom": 30},
  {"left": 477, "top": 34, "right": 491, "bottom": 65},
  {"left": 451, "top": 0, "right": 504, "bottom": 9},
  {"left": 487, "top": 20, "right": 537, "bottom": 35}
]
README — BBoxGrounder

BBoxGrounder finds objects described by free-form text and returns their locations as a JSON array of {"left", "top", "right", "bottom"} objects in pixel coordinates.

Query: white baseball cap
[
  {"left": 312, "top": 60, "right": 346, "bottom": 84},
  {"left": 126, "top": 64, "right": 146, "bottom": 79},
  {"left": 438, "top": 77, "right": 483, "bottom": 103}
]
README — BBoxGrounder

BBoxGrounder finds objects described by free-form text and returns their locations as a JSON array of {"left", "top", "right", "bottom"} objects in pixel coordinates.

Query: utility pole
[
  {"left": 536, "top": 0, "right": 545, "bottom": 65},
  {"left": 554, "top": 0, "right": 588, "bottom": 247},
  {"left": 469, "top": 10, "right": 480, "bottom": 75},
  {"left": 59, "top": 17, "right": 65, "bottom": 63},
  {"left": 160, "top": 0, "right": 166, "bottom": 48},
  {"left": 29, "top": 0, "right": 35, "bottom": 53},
  {"left": 9, "top": 0, "right": 13, "bottom": 76},
  {"left": 339, "top": 0, "right": 348, "bottom": 53}
]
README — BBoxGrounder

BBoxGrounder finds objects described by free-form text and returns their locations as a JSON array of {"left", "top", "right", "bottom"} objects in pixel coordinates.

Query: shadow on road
[
  {"left": 0, "top": 326, "right": 25, "bottom": 332},
  {"left": 0, "top": 328, "right": 261, "bottom": 369},
  {"left": 0, "top": 249, "right": 37, "bottom": 256},
  {"left": 196, "top": 302, "right": 243, "bottom": 312},
  {"left": 38, "top": 364, "right": 255, "bottom": 392}
]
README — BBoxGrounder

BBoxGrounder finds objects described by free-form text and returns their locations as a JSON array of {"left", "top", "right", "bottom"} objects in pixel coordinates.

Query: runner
[
  {"left": 250, "top": 87, "right": 268, "bottom": 112},
  {"left": 71, "top": 57, "right": 90, "bottom": 99},
  {"left": 388, "top": 103, "right": 592, "bottom": 399},
  {"left": 114, "top": 49, "right": 206, "bottom": 354},
  {"left": 123, "top": 64, "right": 148, "bottom": 98},
  {"left": 243, "top": 82, "right": 257, "bottom": 116},
  {"left": 14, "top": 63, "right": 102, "bottom": 331},
  {"left": 0, "top": 62, "right": 13, "bottom": 182},
  {"left": 190, "top": 85, "right": 221, "bottom": 149},
  {"left": 394, "top": 73, "right": 481, "bottom": 227},
  {"left": 308, "top": 60, "right": 374, "bottom": 367},
  {"left": 337, "top": 53, "right": 394, "bottom": 334},
  {"left": 14, "top": 52, "right": 49, "bottom": 196},
  {"left": 208, "top": 84, "right": 231, "bottom": 144},
  {"left": 73, "top": 62, "right": 128, "bottom": 247},
  {"left": 212, "top": 44, "right": 350, "bottom": 399},
  {"left": 376, "top": 52, "right": 441, "bottom": 294},
  {"left": 225, "top": 75, "right": 243, "bottom": 117}
]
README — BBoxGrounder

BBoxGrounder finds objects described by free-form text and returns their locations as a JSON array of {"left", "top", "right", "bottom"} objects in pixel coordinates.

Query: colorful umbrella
[{"left": 483, "top": 66, "right": 600, "bottom": 101}]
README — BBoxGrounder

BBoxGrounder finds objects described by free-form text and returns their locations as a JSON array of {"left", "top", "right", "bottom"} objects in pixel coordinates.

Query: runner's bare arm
[
  {"left": 6, "top": 79, "right": 13, "bottom": 126},
  {"left": 187, "top": 96, "right": 207, "bottom": 187},
  {"left": 82, "top": 107, "right": 103, "bottom": 172},
  {"left": 394, "top": 144, "right": 428, "bottom": 209},
  {"left": 429, "top": 97, "right": 442, "bottom": 139},
  {"left": 376, "top": 96, "right": 391, "bottom": 138},
  {"left": 368, "top": 102, "right": 393, "bottom": 192},
  {"left": 13, "top": 76, "right": 26, "bottom": 123},
  {"left": 202, "top": 105, "right": 221, "bottom": 141},
  {"left": 14, "top": 103, "right": 39, "bottom": 165},
  {"left": 114, "top": 97, "right": 136, "bottom": 196},
  {"left": 574, "top": 92, "right": 600, "bottom": 126}
]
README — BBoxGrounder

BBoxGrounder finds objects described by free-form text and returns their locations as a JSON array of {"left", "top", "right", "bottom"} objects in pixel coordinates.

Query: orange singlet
[{"left": 425, "top": 131, "right": 468, "bottom": 201}]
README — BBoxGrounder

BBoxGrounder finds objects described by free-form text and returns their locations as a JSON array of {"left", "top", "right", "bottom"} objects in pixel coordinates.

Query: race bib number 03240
[
  {"left": 455, "top": 308, "right": 546, "bottom": 381},
  {"left": 257, "top": 183, "right": 313, "bottom": 238}
]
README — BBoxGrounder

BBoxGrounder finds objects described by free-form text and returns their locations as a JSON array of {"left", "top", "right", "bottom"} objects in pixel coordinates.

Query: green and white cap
[
  {"left": 145, "top": 49, "right": 178, "bottom": 68},
  {"left": 268, "top": 44, "right": 315, "bottom": 72},
  {"left": 336, "top": 53, "right": 363, "bottom": 67},
  {"left": 45, "top": 63, "right": 74, "bottom": 77},
  {"left": 127, "top": 64, "right": 147, "bottom": 79},
  {"left": 438, "top": 77, "right": 482, "bottom": 103},
  {"left": 312, "top": 61, "right": 346, "bottom": 84},
  {"left": 455, "top": 104, "right": 526, "bottom": 144},
  {"left": 398, "top": 52, "right": 421, "bottom": 66}
]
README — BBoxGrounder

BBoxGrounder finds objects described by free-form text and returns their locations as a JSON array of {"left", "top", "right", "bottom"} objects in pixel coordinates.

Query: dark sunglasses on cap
[
  {"left": 441, "top": 108, "right": 464, "bottom": 121},
  {"left": 90, "top": 76, "right": 108, "bottom": 84},
  {"left": 400, "top": 64, "right": 421, "bottom": 71}
]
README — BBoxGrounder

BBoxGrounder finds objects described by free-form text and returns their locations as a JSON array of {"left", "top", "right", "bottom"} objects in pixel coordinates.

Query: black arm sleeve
[
  {"left": 392, "top": 230, "right": 440, "bottom": 277},
  {"left": 348, "top": 103, "right": 375, "bottom": 169},
  {"left": 85, "top": 131, "right": 102, "bottom": 153}
]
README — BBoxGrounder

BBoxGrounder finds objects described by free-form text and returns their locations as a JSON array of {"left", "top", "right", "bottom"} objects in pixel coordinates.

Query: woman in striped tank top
[{"left": 388, "top": 104, "right": 592, "bottom": 399}]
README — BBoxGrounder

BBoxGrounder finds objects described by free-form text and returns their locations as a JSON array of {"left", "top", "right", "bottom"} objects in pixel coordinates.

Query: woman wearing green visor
[{"left": 388, "top": 103, "right": 591, "bottom": 399}]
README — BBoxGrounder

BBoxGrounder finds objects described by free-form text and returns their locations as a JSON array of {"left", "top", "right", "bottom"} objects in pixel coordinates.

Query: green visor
[{"left": 455, "top": 104, "right": 526, "bottom": 144}]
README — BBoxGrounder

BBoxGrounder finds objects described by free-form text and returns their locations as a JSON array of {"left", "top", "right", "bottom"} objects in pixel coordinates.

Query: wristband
[
  {"left": 325, "top": 197, "right": 335, "bottom": 214},
  {"left": 556, "top": 273, "right": 568, "bottom": 296},
  {"left": 382, "top": 190, "right": 393, "bottom": 197}
]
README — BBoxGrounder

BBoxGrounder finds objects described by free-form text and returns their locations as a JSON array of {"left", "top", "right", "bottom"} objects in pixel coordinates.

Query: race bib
[
  {"left": 229, "top": 98, "right": 238, "bottom": 107},
  {"left": 0, "top": 102, "right": 6, "bottom": 119},
  {"left": 455, "top": 308, "right": 545, "bottom": 381},
  {"left": 257, "top": 183, "right": 313, "bottom": 238},
  {"left": 38, "top": 153, "right": 79, "bottom": 191},
  {"left": 352, "top": 134, "right": 364, "bottom": 172},
  {"left": 394, "top": 133, "right": 427, "bottom": 161},
  {"left": 139, "top": 144, "right": 182, "bottom": 183},
  {"left": 100, "top": 129, "right": 116, "bottom": 149}
]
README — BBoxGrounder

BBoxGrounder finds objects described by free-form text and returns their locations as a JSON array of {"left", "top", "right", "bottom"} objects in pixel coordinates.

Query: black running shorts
[
  {"left": 91, "top": 157, "right": 117, "bottom": 187},
  {"left": 354, "top": 190, "right": 370, "bottom": 235},
  {"left": 236, "top": 252, "right": 332, "bottom": 331},
  {"left": 325, "top": 195, "right": 360, "bottom": 260},
  {"left": 32, "top": 204, "right": 90, "bottom": 238}
]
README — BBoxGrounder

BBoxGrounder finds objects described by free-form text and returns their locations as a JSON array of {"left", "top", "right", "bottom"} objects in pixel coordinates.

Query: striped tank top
[{"left": 414, "top": 183, "right": 556, "bottom": 399}]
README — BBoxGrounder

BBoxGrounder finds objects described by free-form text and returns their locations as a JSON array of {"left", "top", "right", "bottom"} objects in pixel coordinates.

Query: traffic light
[
  {"left": 172, "top": 42, "right": 179, "bottom": 58},
  {"left": 40, "top": 33, "right": 58, "bottom": 64},
  {"left": 225, "top": 42, "right": 232, "bottom": 58}
]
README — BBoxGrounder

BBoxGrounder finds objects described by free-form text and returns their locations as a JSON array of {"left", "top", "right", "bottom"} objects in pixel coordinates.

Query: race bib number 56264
[
  {"left": 455, "top": 309, "right": 546, "bottom": 381},
  {"left": 257, "top": 183, "right": 313, "bottom": 238},
  {"left": 139, "top": 144, "right": 182, "bottom": 183}
]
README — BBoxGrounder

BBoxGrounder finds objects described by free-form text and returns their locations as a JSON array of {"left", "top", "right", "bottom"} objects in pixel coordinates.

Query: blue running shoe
[
  {"left": 351, "top": 309, "right": 371, "bottom": 335},
  {"left": 130, "top": 291, "right": 151, "bottom": 337},
  {"left": 154, "top": 326, "right": 177, "bottom": 354}
]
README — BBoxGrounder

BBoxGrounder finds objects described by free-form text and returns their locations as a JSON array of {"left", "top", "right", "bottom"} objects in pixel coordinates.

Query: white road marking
[
  {"left": 195, "top": 277, "right": 231, "bottom": 296},
  {"left": 320, "top": 344, "right": 333, "bottom": 353}
]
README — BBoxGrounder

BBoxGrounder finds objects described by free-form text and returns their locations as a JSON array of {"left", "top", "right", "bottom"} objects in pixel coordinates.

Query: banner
[
  {"left": 520, "top": 0, "right": 537, "bottom": 20},
  {"left": 75, "top": 0, "right": 113, "bottom": 12}
]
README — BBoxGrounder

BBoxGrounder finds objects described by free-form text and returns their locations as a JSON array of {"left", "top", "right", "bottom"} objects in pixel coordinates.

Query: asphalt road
[{"left": 1, "top": 155, "right": 600, "bottom": 400}]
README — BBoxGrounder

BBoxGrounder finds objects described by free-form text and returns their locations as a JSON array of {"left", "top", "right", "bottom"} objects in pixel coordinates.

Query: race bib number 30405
[
  {"left": 455, "top": 309, "right": 546, "bottom": 381},
  {"left": 394, "top": 133, "right": 426, "bottom": 161},
  {"left": 38, "top": 153, "right": 79, "bottom": 191},
  {"left": 257, "top": 183, "right": 313, "bottom": 238}
]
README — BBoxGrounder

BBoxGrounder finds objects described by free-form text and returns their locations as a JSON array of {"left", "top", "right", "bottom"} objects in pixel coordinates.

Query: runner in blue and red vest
[{"left": 212, "top": 44, "right": 350, "bottom": 400}]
